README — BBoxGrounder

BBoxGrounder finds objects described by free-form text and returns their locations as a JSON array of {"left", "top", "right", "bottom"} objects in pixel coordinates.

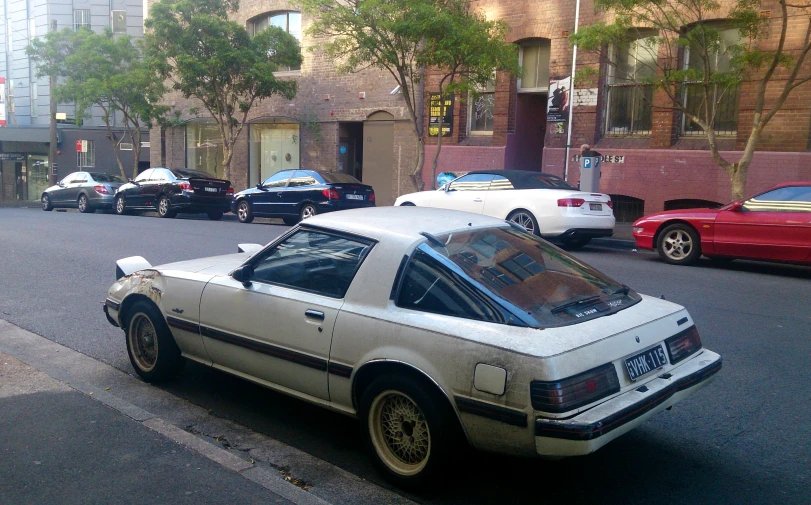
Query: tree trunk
[
  {"left": 431, "top": 117, "right": 444, "bottom": 190},
  {"left": 409, "top": 137, "right": 426, "bottom": 192}
]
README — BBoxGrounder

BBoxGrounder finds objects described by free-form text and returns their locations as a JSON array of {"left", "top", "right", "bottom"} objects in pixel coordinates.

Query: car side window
[
  {"left": 395, "top": 247, "right": 510, "bottom": 324},
  {"left": 448, "top": 174, "right": 495, "bottom": 191},
  {"left": 134, "top": 169, "right": 153, "bottom": 182},
  {"left": 744, "top": 186, "right": 811, "bottom": 212},
  {"left": 150, "top": 169, "right": 169, "bottom": 182},
  {"left": 262, "top": 171, "right": 293, "bottom": 188},
  {"left": 489, "top": 175, "right": 514, "bottom": 190},
  {"left": 288, "top": 171, "right": 318, "bottom": 188},
  {"left": 250, "top": 229, "right": 373, "bottom": 298},
  {"left": 71, "top": 173, "right": 88, "bottom": 184}
]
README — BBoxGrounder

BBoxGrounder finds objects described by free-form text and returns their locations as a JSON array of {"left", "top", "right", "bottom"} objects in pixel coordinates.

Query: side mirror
[
  {"left": 256, "top": 183, "right": 263, "bottom": 189},
  {"left": 444, "top": 184, "right": 451, "bottom": 193},
  {"left": 728, "top": 200, "right": 743, "bottom": 212},
  {"left": 57, "top": 182, "right": 65, "bottom": 188},
  {"left": 231, "top": 265, "right": 254, "bottom": 287}
]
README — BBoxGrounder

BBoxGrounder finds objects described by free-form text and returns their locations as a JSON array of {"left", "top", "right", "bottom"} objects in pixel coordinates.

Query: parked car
[
  {"left": 104, "top": 207, "right": 721, "bottom": 488},
  {"left": 231, "top": 169, "right": 375, "bottom": 224},
  {"left": 114, "top": 167, "right": 233, "bottom": 220},
  {"left": 41, "top": 171, "right": 125, "bottom": 213},
  {"left": 632, "top": 181, "right": 811, "bottom": 266},
  {"left": 394, "top": 170, "right": 615, "bottom": 249}
]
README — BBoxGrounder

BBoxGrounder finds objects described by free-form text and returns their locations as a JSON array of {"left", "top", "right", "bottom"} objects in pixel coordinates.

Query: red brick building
[{"left": 153, "top": 0, "right": 811, "bottom": 217}]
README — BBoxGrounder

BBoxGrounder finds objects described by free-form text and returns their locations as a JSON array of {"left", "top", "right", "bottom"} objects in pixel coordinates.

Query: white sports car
[
  {"left": 394, "top": 170, "right": 616, "bottom": 249},
  {"left": 104, "top": 207, "right": 720, "bottom": 488}
]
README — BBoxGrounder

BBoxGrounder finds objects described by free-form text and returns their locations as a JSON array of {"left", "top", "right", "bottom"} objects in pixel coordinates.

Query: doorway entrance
[
  {"left": 362, "top": 112, "right": 394, "bottom": 205},
  {"left": 509, "top": 93, "right": 547, "bottom": 171},
  {"left": 338, "top": 122, "right": 363, "bottom": 180}
]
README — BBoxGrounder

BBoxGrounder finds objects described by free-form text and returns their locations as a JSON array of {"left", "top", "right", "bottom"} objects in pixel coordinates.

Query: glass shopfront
[
  {"left": 0, "top": 152, "right": 48, "bottom": 202},
  {"left": 186, "top": 120, "right": 224, "bottom": 179},
  {"left": 248, "top": 119, "right": 300, "bottom": 186}
]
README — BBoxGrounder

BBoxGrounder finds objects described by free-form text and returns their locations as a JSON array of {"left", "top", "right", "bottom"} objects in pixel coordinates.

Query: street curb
[
  {"left": 0, "top": 319, "right": 418, "bottom": 505},
  {"left": 590, "top": 237, "right": 636, "bottom": 250}
]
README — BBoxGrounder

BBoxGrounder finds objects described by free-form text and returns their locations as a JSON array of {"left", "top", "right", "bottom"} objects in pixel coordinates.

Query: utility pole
[{"left": 49, "top": 70, "right": 57, "bottom": 186}]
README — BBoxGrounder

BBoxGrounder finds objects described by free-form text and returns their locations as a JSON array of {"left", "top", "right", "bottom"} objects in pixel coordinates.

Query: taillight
[
  {"left": 558, "top": 198, "right": 585, "bottom": 208},
  {"left": 530, "top": 364, "right": 620, "bottom": 413},
  {"left": 94, "top": 185, "right": 108, "bottom": 195},
  {"left": 178, "top": 181, "right": 192, "bottom": 191},
  {"left": 665, "top": 326, "right": 702, "bottom": 364},
  {"left": 322, "top": 189, "right": 340, "bottom": 200},
  {"left": 369, "top": 192, "right": 376, "bottom": 203},
  {"left": 227, "top": 187, "right": 234, "bottom": 195},
  {"left": 606, "top": 200, "right": 613, "bottom": 209}
]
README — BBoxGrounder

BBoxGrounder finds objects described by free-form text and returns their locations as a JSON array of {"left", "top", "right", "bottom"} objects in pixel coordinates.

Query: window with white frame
[
  {"left": 77, "top": 140, "right": 95, "bottom": 167},
  {"left": 112, "top": 10, "right": 127, "bottom": 33},
  {"left": 73, "top": 10, "right": 91, "bottom": 31},
  {"left": 250, "top": 11, "right": 302, "bottom": 71},
  {"left": 468, "top": 79, "right": 496, "bottom": 135},
  {"left": 606, "top": 32, "right": 657, "bottom": 135},
  {"left": 518, "top": 40, "right": 551, "bottom": 92},
  {"left": 682, "top": 27, "right": 741, "bottom": 136}
]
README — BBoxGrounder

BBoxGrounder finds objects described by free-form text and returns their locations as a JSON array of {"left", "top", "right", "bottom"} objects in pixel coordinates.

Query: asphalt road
[{"left": 1, "top": 207, "right": 809, "bottom": 504}]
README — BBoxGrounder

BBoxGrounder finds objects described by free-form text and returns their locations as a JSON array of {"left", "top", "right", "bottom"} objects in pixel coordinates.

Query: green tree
[
  {"left": 144, "top": 0, "right": 301, "bottom": 181},
  {"left": 423, "top": 2, "right": 519, "bottom": 188},
  {"left": 572, "top": 0, "right": 811, "bottom": 201},
  {"left": 28, "top": 29, "right": 166, "bottom": 178}
]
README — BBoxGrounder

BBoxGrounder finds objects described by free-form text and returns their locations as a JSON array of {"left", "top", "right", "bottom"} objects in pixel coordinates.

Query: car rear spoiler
[{"left": 116, "top": 256, "right": 152, "bottom": 280}]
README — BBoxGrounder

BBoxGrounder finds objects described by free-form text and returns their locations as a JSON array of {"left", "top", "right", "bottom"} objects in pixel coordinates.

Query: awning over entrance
[{"left": 0, "top": 127, "right": 58, "bottom": 143}]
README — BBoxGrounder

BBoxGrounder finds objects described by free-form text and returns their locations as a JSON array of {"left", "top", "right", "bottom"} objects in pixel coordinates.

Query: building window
[
  {"left": 606, "top": 33, "right": 657, "bottom": 135},
  {"left": 249, "top": 120, "right": 300, "bottom": 186},
  {"left": 186, "top": 121, "right": 224, "bottom": 178},
  {"left": 28, "top": 18, "right": 36, "bottom": 38},
  {"left": 30, "top": 82, "right": 38, "bottom": 117},
  {"left": 77, "top": 140, "right": 95, "bottom": 167},
  {"left": 682, "top": 27, "right": 741, "bottom": 136},
  {"left": 7, "top": 20, "right": 13, "bottom": 51},
  {"left": 112, "top": 11, "right": 127, "bottom": 34},
  {"left": 73, "top": 10, "right": 91, "bottom": 31},
  {"left": 518, "top": 40, "right": 551, "bottom": 92},
  {"left": 468, "top": 79, "right": 495, "bottom": 135},
  {"left": 250, "top": 11, "right": 302, "bottom": 71}
]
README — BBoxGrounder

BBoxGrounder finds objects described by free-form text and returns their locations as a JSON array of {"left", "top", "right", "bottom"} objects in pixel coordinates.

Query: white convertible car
[
  {"left": 104, "top": 207, "right": 721, "bottom": 488},
  {"left": 394, "top": 170, "right": 615, "bottom": 249}
]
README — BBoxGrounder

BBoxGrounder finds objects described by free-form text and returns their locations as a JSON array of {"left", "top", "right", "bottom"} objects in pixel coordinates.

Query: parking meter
[{"left": 580, "top": 155, "right": 601, "bottom": 192}]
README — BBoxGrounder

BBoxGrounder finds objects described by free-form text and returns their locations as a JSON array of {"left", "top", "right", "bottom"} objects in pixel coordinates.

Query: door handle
[{"left": 305, "top": 310, "right": 325, "bottom": 321}]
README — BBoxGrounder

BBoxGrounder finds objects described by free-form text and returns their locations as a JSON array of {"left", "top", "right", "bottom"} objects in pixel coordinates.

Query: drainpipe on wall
[{"left": 563, "top": 0, "right": 581, "bottom": 183}]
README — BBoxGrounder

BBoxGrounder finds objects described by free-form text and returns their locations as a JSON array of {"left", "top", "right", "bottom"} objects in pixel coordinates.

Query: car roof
[
  {"left": 461, "top": 170, "right": 574, "bottom": 189},
  {"left": 304, "top": 207, "right": 510, "bottom": 244}
]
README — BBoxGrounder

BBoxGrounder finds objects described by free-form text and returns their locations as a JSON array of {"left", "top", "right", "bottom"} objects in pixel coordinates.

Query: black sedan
[
  {"left": 231, "top": 169, "right": 375, "bottom": 224},
  {"left": 41, "top": 171, "right": 125, "bottom": 213},
  {"left": 114, "top": 167, "right": 233, "bottom": 220}
]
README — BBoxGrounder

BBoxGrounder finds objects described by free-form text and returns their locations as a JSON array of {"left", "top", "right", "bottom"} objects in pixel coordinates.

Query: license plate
[
  {"left": 204, "top": 187, "right": 219, "bottom": 193},
  {"left": 589, "top": 203, "right": 602, "bottom": 211},
  {"left": 624, "top": 345, "right": 668, "bottom": 381},
  {"left": 346, "top": 194, "right": 364, "bottom": 200}
]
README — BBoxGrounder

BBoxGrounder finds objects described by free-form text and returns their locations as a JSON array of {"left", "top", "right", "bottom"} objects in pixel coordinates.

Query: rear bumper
[
  {"left": 103, "top": 299, "right": 120, "bottom": 328},
  {"left": 557, "top": 228, "right": 614, "bottom": 240},
  {"left": 89, "top": 194, "right": 116, "bottom": 209},
  {"left": 534, "top": 349, "right": 722, "bottom": 456}
]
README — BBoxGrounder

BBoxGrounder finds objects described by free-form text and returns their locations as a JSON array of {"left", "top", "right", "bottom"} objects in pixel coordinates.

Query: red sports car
[{"left": 632, "top": 182, "right": 811, "bottom": 266}]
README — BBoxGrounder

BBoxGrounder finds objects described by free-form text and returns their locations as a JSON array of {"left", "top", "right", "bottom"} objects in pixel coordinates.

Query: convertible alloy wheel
[
  {"left": 41, "top": 194, "right": 53, "bottom": 211},
  {"left": 300, "top": 203, "right": 317, "bottom": 221},
  {"left": 157, "top": 196, "right": 176, "bottom": 218},
  {"left": 78, "top": 194, "right": 94, "bottom": 213},
  {"left": 125, "top": 301, "right": 184, "bottom": 382},
  {"left": 237, "top": 200, "right": 254, "bottom": 223},
  {"left": 658, "top": 223, "right": 701, "bottom": 265},
  {"left": 360, "top": 375, "right": 460, "bottom": 489},
  {"left": 507, "top": 210, "right": 539, "bottom": 236},
  {"left": 115, "top": 195, "right": 127, "bottom": 215}
]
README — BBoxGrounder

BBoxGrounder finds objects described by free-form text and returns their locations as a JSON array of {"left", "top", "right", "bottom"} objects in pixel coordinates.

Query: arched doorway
[{"left": 362, "top": 111, "right": 394, "bottom": 205}]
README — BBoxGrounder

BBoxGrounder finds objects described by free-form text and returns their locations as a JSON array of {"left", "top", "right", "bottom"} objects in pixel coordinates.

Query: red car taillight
[
  {"left": 322, "top": 189, "right": 340, "bottom": 200},
  {"left": 178, "top": 181, "right": 192, "bottom": 191},
  {"left": 227, "top": 187, "right": 234, "bottom": 195},
  {"left": 558, "top": 198, "right": 585, "bottom": 208},
  {"left": 369, "top": 192, "right": 376, "bottom": 203},
  {"left": 665, "top": 326, "right": 703, "bottom": 364},
  {"left": 606, "top": 200, "right": 613, "bottom": 209},
  {"left": 94, "top": 185, "right": 108, "bottom": 195},
  {"left": 530, "top": 363, "right": 621, "bottom": 413}
]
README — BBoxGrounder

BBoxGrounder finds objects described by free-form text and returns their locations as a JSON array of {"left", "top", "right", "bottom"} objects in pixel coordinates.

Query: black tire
[
  {"left": 359, "top": 374, "right": 461, "bottom": 489},
  {"left": 115, "top": 195, "right": 128, "bottom": 215},
  {"left": 157, "top": 195, "right": 177, "bottom": 218},
  {"left": 282, "top": 216, "right": 298, "bottom": 226},
  {"left": 207, "top": 210, "right": 224, "bottom": 221},
  {"left": 78, "top": 194, "right": 94, "bottom": 214},
  {"left": 399, "top": 202, "right": 416, "bottom": 206},
  {"left": 41, "top": 193, "right": 53, "bottom": 211},
  {"left": 657, "top": 223, "right": 701, "bottom": 265},
  {"left": 559, "top": 236, "right": 591, "bottom": 250},
  {"left": 300, "top": 203, "right": 317, "bottom": 221},
  {"left": 507, "top": 209, "right": 540, "bottom": 236},
  {"left": 124, "top": 301, "right": 184, "bottom": 382},
  {"left": 236, "top": 199, "right": 254, "bottom": 223}
]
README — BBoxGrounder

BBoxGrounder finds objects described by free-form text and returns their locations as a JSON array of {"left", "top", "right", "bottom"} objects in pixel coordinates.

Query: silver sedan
[{"left": 42, "top": 171, "right": 125, "bottom": 213}]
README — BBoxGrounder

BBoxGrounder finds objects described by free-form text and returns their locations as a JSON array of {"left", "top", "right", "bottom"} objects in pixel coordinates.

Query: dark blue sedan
[{"left": 231, "top": 169, "right": 376, "bottom": 224}]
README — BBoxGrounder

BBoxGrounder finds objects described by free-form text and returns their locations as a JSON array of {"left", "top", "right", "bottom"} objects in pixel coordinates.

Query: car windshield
[
  {"left": 169, "top": 168, "right": 216, "bottom": 179},
  {"left": 426, "top": 227, "right": 640, "bottom": 327},
  {"left": 320, "top": 172, "right": 362, "bottom": 184},
  {"left": 90, "top": 173, "right": 124, "bottom": 183}
]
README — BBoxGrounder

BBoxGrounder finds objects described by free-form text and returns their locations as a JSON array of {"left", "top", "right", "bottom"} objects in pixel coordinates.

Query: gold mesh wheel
[{"left": 368, "top": 390, "right": 432, "bottom": 476}]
